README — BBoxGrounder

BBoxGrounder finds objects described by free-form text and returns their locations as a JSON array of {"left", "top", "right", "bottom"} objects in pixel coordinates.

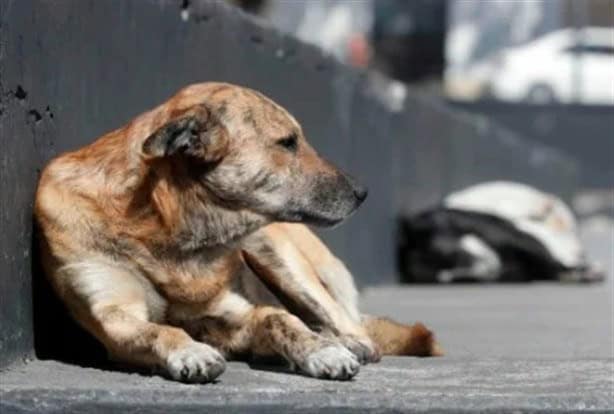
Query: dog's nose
[{"left": 353, "top": 187, "right": 368, "bottom": 202}]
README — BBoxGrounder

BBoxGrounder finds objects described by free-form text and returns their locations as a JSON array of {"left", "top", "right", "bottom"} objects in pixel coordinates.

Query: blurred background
[{"left": 235, "top": 0, "right": 614, "bottom": 185}]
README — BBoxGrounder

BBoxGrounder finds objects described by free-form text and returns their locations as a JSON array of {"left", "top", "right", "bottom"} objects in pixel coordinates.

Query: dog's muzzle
[{"left": 281, "top": 172, "right": 368, "bottom": 227}]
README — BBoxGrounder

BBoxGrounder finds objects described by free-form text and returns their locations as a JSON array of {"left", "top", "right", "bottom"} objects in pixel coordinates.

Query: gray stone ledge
[{"left": 1, "top": 358, "right": 612, "bottom": 413}]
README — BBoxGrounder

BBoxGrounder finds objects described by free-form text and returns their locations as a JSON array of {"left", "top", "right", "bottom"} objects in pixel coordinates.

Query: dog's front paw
[
  {"left": 166, "top": 341, "right": 226, "bottom": 383},
  {"left": 299, "top": 344, "right": 360, "bottom": 380},
  {"left": 339, "top": 335, "right": 381, "bottom": 365}
]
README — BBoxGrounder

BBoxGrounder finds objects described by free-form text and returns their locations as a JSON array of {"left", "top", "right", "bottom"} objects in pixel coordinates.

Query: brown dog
[{"left": 34, "top": 82, "right": 441, "bottom": 383}]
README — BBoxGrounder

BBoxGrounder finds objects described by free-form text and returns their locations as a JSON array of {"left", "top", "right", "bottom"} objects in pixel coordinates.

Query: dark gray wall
[
  {"left": 394, "top": 95, "right": 580, "bottom": 214},
  {"left": 0, "top": 0, "right": 578, "bottom": 368},
  {"left": 453, "top": 101, "right": 614, "bottom": 187}
]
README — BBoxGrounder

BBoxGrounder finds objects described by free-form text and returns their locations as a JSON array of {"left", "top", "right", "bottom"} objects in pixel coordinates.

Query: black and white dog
[{"left": 398, "top": 182, "right": 603, "bottom": 283}]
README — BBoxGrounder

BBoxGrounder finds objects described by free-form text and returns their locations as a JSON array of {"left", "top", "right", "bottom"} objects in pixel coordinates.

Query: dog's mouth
[
  {"left": 277, "top": 202, "right": 367, "bottom": 227},
  {"left": 275, "top": 186, "right": 366, "bottom": 228},
  {"left": 277, "top": 210, "right": 345, "bottom": 227}
]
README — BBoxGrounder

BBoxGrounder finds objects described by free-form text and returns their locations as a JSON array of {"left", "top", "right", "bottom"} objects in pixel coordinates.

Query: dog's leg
[
  {"left": 244, "top": 223, "right": 443, "bottom": 358},
  {"left": 275, "top": 223, "right": 361, "bottom": 321},
  {"left": 241, "top": 224, "right": 379, "bottom": 363},
  {"left": 249, "top": 306, "right": 360, "bottom": 379},
  {"left": 54, "top": 260, "right": 226, "bottom": 383},
  {"left": 197, "top": 292, "right": 359, "bottom": 380}
]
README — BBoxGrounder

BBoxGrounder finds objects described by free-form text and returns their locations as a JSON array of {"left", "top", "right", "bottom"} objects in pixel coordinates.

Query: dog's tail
[{"left": 362, "top": 316, "right": 444, "bottom": 357}]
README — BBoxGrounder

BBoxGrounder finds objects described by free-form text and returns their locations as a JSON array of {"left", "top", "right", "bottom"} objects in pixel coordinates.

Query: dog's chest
[{"left": 235, "top": 263, "right": 282, "bottom": 307}]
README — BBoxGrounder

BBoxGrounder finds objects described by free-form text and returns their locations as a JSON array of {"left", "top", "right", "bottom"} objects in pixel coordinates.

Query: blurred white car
[{"left": 489, "top": 27, "right": 614, "bottom": 105}]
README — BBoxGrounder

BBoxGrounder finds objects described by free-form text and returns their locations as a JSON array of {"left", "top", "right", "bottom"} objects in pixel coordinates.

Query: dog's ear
[{"left": 142, "top": 104, "right": 228, "bottom": 162}]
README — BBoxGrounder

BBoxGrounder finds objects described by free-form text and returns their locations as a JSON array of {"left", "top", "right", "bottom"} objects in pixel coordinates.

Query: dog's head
[{"left": 142, "top": 83, "right": 367, "bottom": 228}]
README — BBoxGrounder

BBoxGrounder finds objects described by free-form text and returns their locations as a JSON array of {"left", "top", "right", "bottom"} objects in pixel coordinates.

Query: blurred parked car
[
  {"left": 447, "top": 27, "right": 614, "bottom": 104},
  {"left": 489, "top": 27, "right": 614, "bottom": 104}
]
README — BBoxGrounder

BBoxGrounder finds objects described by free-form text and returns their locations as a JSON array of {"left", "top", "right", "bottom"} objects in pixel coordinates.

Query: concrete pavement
[
  {"left": 1, "top": 358, "right": 612, "bottom": 413},
  {"left": 1, "top": 280, "right": 612, "bottom": 413}
]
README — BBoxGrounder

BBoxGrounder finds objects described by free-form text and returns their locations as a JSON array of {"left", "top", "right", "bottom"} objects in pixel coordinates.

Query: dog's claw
[
  {"left": 166, "top": 342, "right": 226, "bottom": 383},
  {"left": 299, "top": 344, "right": 360, "bottom": 380},
  {"left": 339, "top": 335, "right": 381, "bottom": 364}
]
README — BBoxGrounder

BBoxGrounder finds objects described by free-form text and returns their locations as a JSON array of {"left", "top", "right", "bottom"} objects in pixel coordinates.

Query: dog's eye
[{"left": 276, "top": 134, "right": 298, "bottom": 152}]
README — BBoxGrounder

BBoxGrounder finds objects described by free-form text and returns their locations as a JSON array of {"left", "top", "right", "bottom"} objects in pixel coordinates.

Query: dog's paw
[
  {"left": 299, "top": 344, "right": 360, "bottom": 380},
  {"left": 166, "top": 342, "right": 226, "bottom": 383},
  {"left": 339, "top": 335, "right": 381, "bottom": 365}
]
